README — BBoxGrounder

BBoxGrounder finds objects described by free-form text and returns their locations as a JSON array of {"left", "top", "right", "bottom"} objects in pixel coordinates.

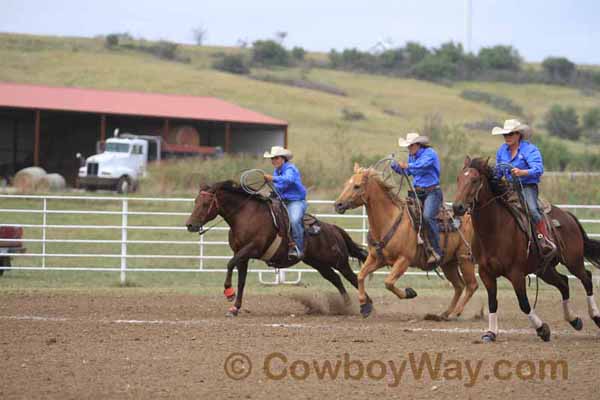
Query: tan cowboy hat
[
  {"left": 263, "top": 146, "right": 293, "bottom": 161},
  {"left": 398, "top": 132, "right": 429, "bottom": 147},
  {"left": 491, "top": 119, "right": 532, "bottom": 139}
]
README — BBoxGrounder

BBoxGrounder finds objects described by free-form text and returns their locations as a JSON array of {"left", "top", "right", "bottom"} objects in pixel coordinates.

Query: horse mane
[
  {"left": 211, "top": 180, "right": 249, "bottom": 196},
  {"left": 468, "top": 157, "right": 510, "bottom": 196},
  {"left": 363, "top": 168, "right": 406, "bottom": 204}
]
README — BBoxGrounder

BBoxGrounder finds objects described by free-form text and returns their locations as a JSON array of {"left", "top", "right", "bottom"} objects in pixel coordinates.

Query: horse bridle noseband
[{"left": 199, "top": 190, "right": 220, "bottom": 217}]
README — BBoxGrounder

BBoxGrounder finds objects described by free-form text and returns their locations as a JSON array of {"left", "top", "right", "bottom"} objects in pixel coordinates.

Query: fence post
[
  {"left": 120, "top": 199, "right": 128, "bottom": 286},
  {"left": 42, "top": 197, "right": 47, "bottom": 268}
]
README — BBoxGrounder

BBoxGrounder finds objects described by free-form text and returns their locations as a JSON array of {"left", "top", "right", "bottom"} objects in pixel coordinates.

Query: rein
[{"left": 194, "top": 189, "right": 256, "bottom": 235}]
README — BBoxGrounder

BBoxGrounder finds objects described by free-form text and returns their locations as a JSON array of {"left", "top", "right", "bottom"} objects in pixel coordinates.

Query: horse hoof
[
  {"left": 593, "top": 315, "right": 600, "bottom": 329},
  {"left": 536, "top": 323, "right": 551, "bottom": 342},
  {"left": 360, "top": 302, "right": 373, "bottom": 318},
  {"left": 226, "top": 306, "right": 239, "bottom": 317},
  {"left": 405, "top": 288, "right": 418, "bottom": 299},
  {"left": 569, "top": 317, "right": 583, "bottom": 331},
  {"left": 440, "top": 312, "right": 455, "bottom": 321},
  {"left": 481, "top": 331, "right": 496, "bottom": 343},
  {"left": 224, "top": 287, "right": 236, "bottom": 301}
]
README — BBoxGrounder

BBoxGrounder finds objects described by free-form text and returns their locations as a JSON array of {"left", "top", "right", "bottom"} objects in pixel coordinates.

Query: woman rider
[
  {"left": 263, "top": 146, "right": 307, "bottom": 261},
  {"left": 492, "top": 119, "right": 556, "bottom": 256},
  {"left": 391, "top": 132, "right": 443, "bottom": 266}
]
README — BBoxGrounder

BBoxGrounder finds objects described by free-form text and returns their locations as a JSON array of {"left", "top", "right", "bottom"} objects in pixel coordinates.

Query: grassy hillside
[{"left": 1, "top": 32, "right": 600, "bottom": 196}]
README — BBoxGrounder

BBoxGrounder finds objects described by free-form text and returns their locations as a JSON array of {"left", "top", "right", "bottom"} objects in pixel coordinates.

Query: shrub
[
  {"left": 340, "top": 108, "right": 366, "bottom": 121},
  {"left": 404, "top": 41, "right": 429, "bottom": 65},
  {"left": 534, "top": 135, "right": 572, "bottom": 171},
  {"left": 291, "top": 46, "right": 306, "bottom": 61},
  {"left": 542, "top": 57, "right": 576, "bottom": 83},
  {"left": 213, "top": 54, "right": 250, "bottom": 75},
  {"left": 328, "top": 48, "right": 376, "bottom": 71},
  {"left": 544, "top": 105, "right": 580, "bottom": 140},
  {"left": 478, "top": 45, "right": 522, "bottom": 71},
  {"left": 583, "top": 107, "right": 600, "bottom": 131},
  {"left": 149, "top": 40, "right": 178, "bottom": 60},
  {"left": 252, "top": 40, "right": 289, "bottom": 66},
  {"left": 105, "top": 34, "right": 119, "bottom": 48},
  {"left": 411, "top": 55, "right": 457, "bottom": 80},
  {"left": 582, "top": 107, "right": 600, "bottom": 143}
]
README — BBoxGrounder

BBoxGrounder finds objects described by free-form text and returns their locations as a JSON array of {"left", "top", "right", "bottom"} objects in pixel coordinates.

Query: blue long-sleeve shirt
[
  {"left": 495, "top": 141, "right": 544, "bottom": 185},
  {"left": 272, "top": 162, "right": 307, "bottom": 201},
  {"left": 391, "top": 147, "right": 441, "bottom": 187}
]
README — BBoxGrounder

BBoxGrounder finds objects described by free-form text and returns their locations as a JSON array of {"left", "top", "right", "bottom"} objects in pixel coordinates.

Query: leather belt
[{"left": 414, "top": 185, "right": 440, "bottom": 193}]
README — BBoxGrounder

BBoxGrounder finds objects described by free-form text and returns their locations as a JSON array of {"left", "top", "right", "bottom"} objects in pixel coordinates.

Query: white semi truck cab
[{"left": 77, "top": 133, "right": 161, "bottom": 193}]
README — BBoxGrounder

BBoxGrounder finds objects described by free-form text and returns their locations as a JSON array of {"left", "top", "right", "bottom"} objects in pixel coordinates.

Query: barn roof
[{"left": 0, "top": 82, "right": 287, "bottom": 126}]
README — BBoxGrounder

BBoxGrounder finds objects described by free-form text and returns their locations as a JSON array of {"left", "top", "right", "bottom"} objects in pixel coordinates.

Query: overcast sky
[{"left": 2, "top": 0, "right": 599, "bottom": 64}]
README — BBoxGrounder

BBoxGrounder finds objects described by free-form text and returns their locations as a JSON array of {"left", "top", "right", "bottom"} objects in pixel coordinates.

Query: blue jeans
[
  {"left": 416, "top": 188, "right": 443, "bottom": 256},
  {"left": 522, "top": 185, "right": 542, "bottom": 224},
  {"left": 285, "top": 200, "right": 307, "bottom": 252}
]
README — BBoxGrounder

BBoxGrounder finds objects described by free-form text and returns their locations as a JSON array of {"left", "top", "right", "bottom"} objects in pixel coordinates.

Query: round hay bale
[
  {"left": 14, "top": 166, "right": 46, "bottom": 192},
  {"left": 36, "top": 173, "right": 66, "bottom": 192},
  {"left": 167, "top": 125, "right": 200, "bottom": 146}
]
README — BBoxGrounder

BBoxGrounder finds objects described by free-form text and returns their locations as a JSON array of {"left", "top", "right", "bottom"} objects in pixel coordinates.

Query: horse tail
[
  {"left": 568, "top": 211, "right": 600, "bottom": 269},
  {"left": 334, "top": 225, "right": 368, "bottom": 262}
]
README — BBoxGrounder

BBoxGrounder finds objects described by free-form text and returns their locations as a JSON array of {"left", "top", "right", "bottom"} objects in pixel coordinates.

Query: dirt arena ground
[{"left": 2, "top": 288, "right": 600, "bottom": 399}]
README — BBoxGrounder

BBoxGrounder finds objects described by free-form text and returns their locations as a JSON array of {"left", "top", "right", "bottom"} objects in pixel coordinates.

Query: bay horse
[
  {"left": 334, "top": 164, "right": 478, "bottom": 319},
  {"left": 185, "top": 180, "right": 369, "bottom": 316},
  {"left": 452, "top": 156, "right": 600, "bottom": 342}
]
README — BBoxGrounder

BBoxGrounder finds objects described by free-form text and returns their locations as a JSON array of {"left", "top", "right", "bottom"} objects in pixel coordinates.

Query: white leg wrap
[
  {"left": 562, "top": 299, "right": 577, "bottom": 322},
  {"left": 488, "top": 312, "right": 498, "bottom": 334},
  {"left": 587, "top": 295, "right": 600, "bottom": 318},
  {"left": 528, "top": 310, "right": 543, "bottom": 329}
]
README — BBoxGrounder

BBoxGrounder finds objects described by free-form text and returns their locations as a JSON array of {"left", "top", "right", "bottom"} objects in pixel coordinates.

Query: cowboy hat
[
  {"left": 491, "top": 119, "right": 532, "bottom": 139},
  {"left": 263, "top": 146, "right": 293, "bottom": 160},
  {"left": 398, "top": 132, "right": 429, "bottom": 147}
]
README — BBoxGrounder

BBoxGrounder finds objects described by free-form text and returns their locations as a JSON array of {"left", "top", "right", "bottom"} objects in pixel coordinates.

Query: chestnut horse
[
  {"left": 334, "top": 164, "right": 478, "bottom": 319},
  {"left": 453, "top": 157, "right": 600, "bottom": 342},
  {"left": 185, "top": 180, "right": 369, "bottom": 316}
]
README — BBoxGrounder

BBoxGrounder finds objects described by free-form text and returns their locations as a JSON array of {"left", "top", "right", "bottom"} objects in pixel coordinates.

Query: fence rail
[{"left": 1, "top": 194, "right": 599, "bottom": 285}]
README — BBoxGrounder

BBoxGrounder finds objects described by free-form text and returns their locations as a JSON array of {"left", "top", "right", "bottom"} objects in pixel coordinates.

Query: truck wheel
[{"left": 117, "top": 176, "right": 131, "bottom": 194}]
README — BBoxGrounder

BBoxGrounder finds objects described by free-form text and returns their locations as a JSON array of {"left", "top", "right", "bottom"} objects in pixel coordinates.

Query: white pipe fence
[{"left": 1, "top": 194, "right": 599, "bottom": 286}]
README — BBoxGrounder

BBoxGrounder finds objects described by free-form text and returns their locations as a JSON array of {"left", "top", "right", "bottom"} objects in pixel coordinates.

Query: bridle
[
  {"left": 338, "top": 172, "right": 369, "bottom": 211},
  {"left": 192, "top": 188, "right": 258, "bottom": 235},
  {"left": 190, "top": 190, "right": 223, "bottom": 235},
  {"left": 460, "top": 168, "right": 509, "bottom": 213},
  {"left": 199, "top": 190, "right": 220, "bottom": 218}
]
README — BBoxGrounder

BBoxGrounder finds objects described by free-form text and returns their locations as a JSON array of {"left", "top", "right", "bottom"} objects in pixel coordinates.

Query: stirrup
[
  {"left": 427, "top": 251, "right": 442, "bottom": 266},
  {"left": 288, "top": 247, "right": 304, "bottom": 261},
  {"left": 537, "top": 234, "right": 557, "bottom": 258}
]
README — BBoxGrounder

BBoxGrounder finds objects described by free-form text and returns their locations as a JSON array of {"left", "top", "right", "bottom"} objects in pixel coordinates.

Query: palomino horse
[
  {"left": 185, "top": 180, "right": 369, "bottom": 316},
  {"left": 453, "top": 157, "right": 600, "bottom": 342},
  {"left": 334, "top": 164, "right": 478, "bottom": 319}
]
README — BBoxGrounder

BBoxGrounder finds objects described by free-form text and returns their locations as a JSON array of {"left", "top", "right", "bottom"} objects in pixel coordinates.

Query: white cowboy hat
[
  {"left": 398, "top": 132, "right": 429, "bottom": 147},
  {"left": 491, "top": 119, "right": 532, "bottom": 139},
  {"left": 263, "top": 146, "right": 293, "bottom": 161}
]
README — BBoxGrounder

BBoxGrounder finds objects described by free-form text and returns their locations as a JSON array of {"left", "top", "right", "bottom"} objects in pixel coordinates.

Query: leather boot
[{"left": 536, "top": 221, "right": 556, "bottom": 258}]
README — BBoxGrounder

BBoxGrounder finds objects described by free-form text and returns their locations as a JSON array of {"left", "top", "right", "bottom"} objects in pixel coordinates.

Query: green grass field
[
  {"left": 1, "top": 33, "right": 600, "bottom": 290},
  {"left": 2, "top": 32, "right": 600, "bottom": 165}
]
